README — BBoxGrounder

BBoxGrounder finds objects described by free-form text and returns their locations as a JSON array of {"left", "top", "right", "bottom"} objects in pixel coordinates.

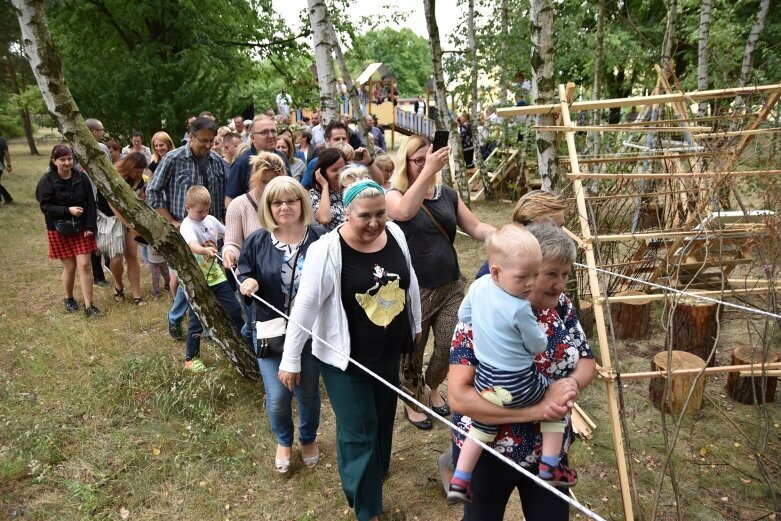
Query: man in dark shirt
[{"left": 0, "top": 136, "right": 12, "bottom": 205}]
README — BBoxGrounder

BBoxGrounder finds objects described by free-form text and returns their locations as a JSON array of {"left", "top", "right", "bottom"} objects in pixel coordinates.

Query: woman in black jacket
[
  {"left": 36, "top": 144, "right": 102, "bottom": 316},
  {"left": 236, "top": 176, "right": 325, "bottom": 474}
]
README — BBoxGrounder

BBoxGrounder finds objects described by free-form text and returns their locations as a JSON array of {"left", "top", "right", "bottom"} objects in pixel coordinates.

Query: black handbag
[{"left": 54, "top": 217, "right": 84, "bottom": 236}]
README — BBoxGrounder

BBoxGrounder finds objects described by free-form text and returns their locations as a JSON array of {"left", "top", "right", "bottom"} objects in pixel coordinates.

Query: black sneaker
[
  {"left": 84, "top": 305, "right": 104, "bottom": 318},
  {"left": 168, "top": 321, "right": 184, "bottom": 341},
  {"left": 64, "top": 297, "right": 79, "bottom": 313}
]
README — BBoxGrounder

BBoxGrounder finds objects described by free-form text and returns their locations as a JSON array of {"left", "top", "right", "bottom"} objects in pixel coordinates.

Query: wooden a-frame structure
[{"left": 498, "top": 73, "right": 781, "bottom": 520}]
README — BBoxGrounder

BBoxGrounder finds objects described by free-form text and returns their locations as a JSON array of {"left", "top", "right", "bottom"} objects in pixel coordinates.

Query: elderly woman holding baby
[{"left": 446, "top": 220, "right": 596, "bottom": 521}]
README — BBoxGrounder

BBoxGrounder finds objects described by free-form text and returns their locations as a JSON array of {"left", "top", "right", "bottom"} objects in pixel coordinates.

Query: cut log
[
  {"left": 578, "top": 300, "right": 595, "bottom": 339},
  {"left": 726, "top": 345, "right": 779, "bottom": 404},
  {"left": 665, "top": 297, "right": 722, "bottom": 366},
  {"left": 649, "top": 350, "right": 707, "bottom": 416},
  {"left": 609, "top": 291, "right": 651, "bottom": 339}
]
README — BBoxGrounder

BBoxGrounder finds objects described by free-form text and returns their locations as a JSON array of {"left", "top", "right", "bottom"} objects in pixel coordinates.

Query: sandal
[
  {"left": 132, "top": 297, "right": 147, "bottom": 306},
  {"left": 275, "top": 446, "right": 291, "bottom": 474},
  {"left": 113, "top": 287, "right": 125, "bottom": 302},
  {"left": 301, "top": 441, "right": 320, "bottom": 469}
]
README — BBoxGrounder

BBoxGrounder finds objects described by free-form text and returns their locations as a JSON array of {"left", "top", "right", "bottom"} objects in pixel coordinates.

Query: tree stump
[
  {"left": 637, "top": 203, "right": 664, "bottom": 230},
  {"left": 725, "top": 345, "right": 779, "bottom": 404},
  {"left": 578, "top": 300, "right": 595, "bottom": 339},
  {"left": 649, "top": 350, "right": 707, "bottom": 416},
  {"left": 665, "top": 297, "right": 722, "bottom": 366},
  {"left": 609, "top": 291, "right": 651, "bottom": 339}
]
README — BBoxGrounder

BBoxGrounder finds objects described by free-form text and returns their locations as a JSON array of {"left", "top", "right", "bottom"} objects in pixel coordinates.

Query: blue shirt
[
  {"left": 146, "top": 144, "right": 227, "bottom": 222},
  {"left": 226, "top": 146, "right": 290, "bottom": 199},
  {"left": 459, "top": 274, "right": 547, "bottom": 371},
  {"left": 301, "top": 157, "right": 319, "bottom": 190}
]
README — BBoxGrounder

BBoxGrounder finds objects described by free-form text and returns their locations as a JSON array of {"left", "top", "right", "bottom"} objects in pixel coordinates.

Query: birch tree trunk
[
  {"left": 423, "top": 0, "right": 471, "bottom": 206},
  {"left": 499, "top": 0, "right": 509, "bottom": 106},
  {"left": 11, "top": 0, "right": 259, "bottom": 380},
  {"left": 307, "top": 0, "right": 338, "bottom": 123},
  {"left": 468, "top": 0, "right": 486, "bottom": 195},
  {"left": 697, "top": 0, "right": 712, "bottom": 117},
  {"left": 661, "top": 0, "right": 676, "bottom": 75},
  {"left": 530, "top": 0, "right": 559, "bottom": 191},
  {"left": 589, "top": 0, "right": 605, "bottom": 169},
  {"left": 733, "top": 0, "right": 771, "bottom": 113},
  {"left": 326, "top": 20, "right": 368, "bottom": 149}
]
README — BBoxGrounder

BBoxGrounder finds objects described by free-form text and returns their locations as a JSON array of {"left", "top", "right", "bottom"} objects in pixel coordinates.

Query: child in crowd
[
  {"left": 448, "top": 223, "right": 577, "bottom": 503},
  {"left": 147, "top": 246, "right": 170, "bottom": 298},
  {"left": 179, "top": 186, "right": 244, "bottom": 372}
]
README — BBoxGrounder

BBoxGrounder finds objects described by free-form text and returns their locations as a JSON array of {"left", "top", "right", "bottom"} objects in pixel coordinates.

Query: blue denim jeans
[
  {"left": 257, "top": 340, "right": 320, "bottom": 447},
  {"left": 168, "top": 285, "right": 189, "bottom": 326},
  {"left": 185, "top": 280, "right": 244, "bottom": 361}
]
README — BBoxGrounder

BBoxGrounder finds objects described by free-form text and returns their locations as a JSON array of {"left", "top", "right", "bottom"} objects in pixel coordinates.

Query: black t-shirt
[
  {"left": 339, "top": 230, "right": 413, "bottom": 363},
  {"left": 0, "top": 138, "right": 7, "bottom": 170},
  {"left": 394, "top": 185, "right": 460, "bottom": 288}
]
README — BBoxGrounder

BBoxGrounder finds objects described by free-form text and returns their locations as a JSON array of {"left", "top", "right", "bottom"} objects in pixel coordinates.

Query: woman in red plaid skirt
[{"left": 36, "top": 144, "right": 103, "bottom": 316}]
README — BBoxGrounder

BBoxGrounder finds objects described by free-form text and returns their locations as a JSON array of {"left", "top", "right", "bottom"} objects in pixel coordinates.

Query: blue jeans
[
  {"left": 168, "top": 285, "right": 189, "bottom": 326},
  {"left": 257, "top": 340, "right": 321, "bottom": 447},
  {"left": 185, "top": 280, "right": 244, "bottom": 360}
]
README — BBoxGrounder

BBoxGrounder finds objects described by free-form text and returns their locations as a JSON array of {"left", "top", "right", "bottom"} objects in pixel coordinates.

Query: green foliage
[
  {"left": 346, "top": 27, "right": 432, "bottom": 97},
  {"left": 46, "top": 0, "right": 299, "bottom": 141}
]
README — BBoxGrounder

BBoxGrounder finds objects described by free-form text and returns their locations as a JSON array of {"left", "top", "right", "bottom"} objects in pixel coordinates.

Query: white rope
[
  {"left": 573, "top": 262, "right": 781, "bottom": 321},
  {"left": 220, "top": 253, "right": 606, "bottom": 521},
  {"left": 454, "top": 229, "right": 780, "bottom": 321}
]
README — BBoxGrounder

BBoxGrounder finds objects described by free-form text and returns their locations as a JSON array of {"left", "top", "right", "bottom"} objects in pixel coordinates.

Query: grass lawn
[{"left": 1, "top": 139, "right": 779, "bottom": 520}]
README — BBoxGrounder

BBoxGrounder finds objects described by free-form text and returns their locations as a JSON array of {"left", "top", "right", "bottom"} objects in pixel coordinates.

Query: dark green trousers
[{"left": 319, "top": 352, "right": 400, "bottom": 521}]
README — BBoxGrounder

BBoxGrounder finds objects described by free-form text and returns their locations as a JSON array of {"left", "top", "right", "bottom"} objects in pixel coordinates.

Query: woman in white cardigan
[{"left": 279, "top": 180, "right": 421, "bottom": 521}]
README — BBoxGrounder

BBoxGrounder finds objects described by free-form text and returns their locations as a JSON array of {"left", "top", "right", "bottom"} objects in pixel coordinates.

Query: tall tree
[
  {"left": 423, "top": 0, "right": 471, "bottom": 206},
  {"left": 589, "top": 0, "right": 605, "bottom": 165},
  {"left": 308, "top": 0, "right": 338, "bottom": 123},
  {"left": 697, "top": 0, "right": 712, "bottom": 116},
  {"left": 530, "top": 0, "right": 559, "bottom": 191},
  {"left": 738, "top": 0, "right": 771, "bottom": 88},
  {"left": 467, "top": 0, "right": 481, "bottom": 171},
  {"left": 11, "top": 0, "right": 259, "bottom": 380},
  {"left": 660, "top": 0, "right": 677, "bottom": 74},
  {"left": 327, "top": 19, "right": 367, "bottom": 146}
]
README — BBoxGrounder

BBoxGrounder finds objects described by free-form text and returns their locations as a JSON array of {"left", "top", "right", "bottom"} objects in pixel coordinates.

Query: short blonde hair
[
  {"left": 249, "top": 151, "right": 286, "bottom": 190},
  {"left": 185, "top": 185, "right": 211, "bottom": 208},
  {"left": 217, "top": 126, "right": 232, "bottom": 137},
  {"left": 512, "top": 190, "right": 568, "bottom": 225},
  {"left": 486, "top": 223, "right": 541, "bottom": 266},
  {"left": 257, "top": 176, "right": 313, "bottom": 231},
  {"left": 332, "top": 141, "right": 355, "bottom": 162},
  {"left": 373, "top": 154, "right": 394, "bottom": 176},
  {"left": 339, "top": 165, "right": 371, "bottom": 190},
  {"left": 391, "top": 135, "right": 430, "bottom": 193}
]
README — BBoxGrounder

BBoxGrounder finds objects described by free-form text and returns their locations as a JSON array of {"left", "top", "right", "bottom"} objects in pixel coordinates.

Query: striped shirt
[{"left": 146, "top": 144, "right": 228, "bottom": 222}]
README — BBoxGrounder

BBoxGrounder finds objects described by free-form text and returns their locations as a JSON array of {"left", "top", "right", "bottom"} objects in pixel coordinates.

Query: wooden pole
[
  {"left": 568, "top": 169, "right": 779, "bottom": 180},
  {"left": 558, "top": 82, "right": 635, "bottom": 521},
  {"left": 535, "top": 125, "right": 713, "bottom": 133},
  {"left": 602, "top": 361, "right": 781, "bottom": 381}
]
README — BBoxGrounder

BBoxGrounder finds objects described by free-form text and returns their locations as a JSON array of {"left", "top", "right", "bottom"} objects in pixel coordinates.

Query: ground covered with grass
[{"left": 1, "top": 140, "right": 779, "bottom": 520}]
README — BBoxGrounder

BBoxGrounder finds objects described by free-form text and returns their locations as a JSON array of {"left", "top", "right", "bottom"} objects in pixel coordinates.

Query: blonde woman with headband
[
  {"left": 385, "top": 135, "right": 495, "bottom": 430},
  {"left": 279, "top": 180, "right": 421, "bottom": 521}
]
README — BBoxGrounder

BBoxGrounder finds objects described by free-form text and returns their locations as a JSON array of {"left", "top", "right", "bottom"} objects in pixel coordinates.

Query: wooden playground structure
[{"left": 498, "top": 69, "right": 781, "bottom": 520}]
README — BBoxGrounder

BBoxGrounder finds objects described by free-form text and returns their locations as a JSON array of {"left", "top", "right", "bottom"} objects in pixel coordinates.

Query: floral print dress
[{"left": 449, "top": 294, "right": 594, "bottom": 467}]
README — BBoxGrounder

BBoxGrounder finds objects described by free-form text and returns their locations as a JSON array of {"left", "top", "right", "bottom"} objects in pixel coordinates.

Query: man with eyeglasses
[
  {"left": 147, "top": 116, "right": 229, "bottom": 340},
  {"left": 301, "top": 120, "right": 371, "bottom": 189},
  {"left": 224, "top": 115, "right": 289, "bottom": 207}
]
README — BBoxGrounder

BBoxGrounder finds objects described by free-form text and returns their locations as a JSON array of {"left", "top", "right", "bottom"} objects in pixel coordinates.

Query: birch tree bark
[
  {"left": 307, "top": 0, "right": 338, "bottom": 123},
  {"left": 661, "top": 0, "right": 676, "bottom": 74},
  {"left": 11, "top": 0, "right": 259, "bottom": 380},
  {"left": 499, "top": 0, "right": 509, "bottom": 106},
  {"left": 733, "top": 0, "right": 771, "bottom": 113},
  {"left": 530, "top": 0, "right": 559, "bottom": 191},
  {"left": 589, "top": 0, "right": 605, "bottom": 168},
  {"left": 697, "top": 0, "right": 712, "bottom": 117},
  {"left": 423, "top": 0, "right": 471, "bottom": 205},
  {"left": 326, "top": 20, "right": 368, "bottom": 149},
  {"left": 467, "top": 0, "right": 486, "bottom": 195}
]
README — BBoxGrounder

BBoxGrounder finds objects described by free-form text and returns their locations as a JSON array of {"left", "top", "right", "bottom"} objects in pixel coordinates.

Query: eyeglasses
[
  {"left": 252, "top": 129, "right": 277, "bottom": 137},
  {"left": 408, "top": 156, "right": 426, "bottom": 167},
  {"left": 192, "top": 135, "right": 215, "bottom": 146},
  {"left": 270, "top": 198, "right": 300, "bottom": 208}
]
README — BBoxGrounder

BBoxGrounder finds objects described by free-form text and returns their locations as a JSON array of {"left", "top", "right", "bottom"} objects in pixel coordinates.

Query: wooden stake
[
  {"left": 536, "top": 125, "right": 713, "bottom": 133},
  {"left": 567, "top": 169, "right": 779, "bottom": 180},
  {"left": 604, "top": 362, "right": 781, "bottom": 381}
]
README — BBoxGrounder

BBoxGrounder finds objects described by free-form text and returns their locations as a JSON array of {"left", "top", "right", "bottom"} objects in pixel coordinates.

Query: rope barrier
[
  {"left": 454, "top": 229, "right": 780, "bottom": 321},
  {"left": 218, "top": 253, "right": 606, "bottom": 521}
]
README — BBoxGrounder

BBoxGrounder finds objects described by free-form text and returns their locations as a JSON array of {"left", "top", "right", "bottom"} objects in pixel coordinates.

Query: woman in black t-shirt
[{"left": 279, "top": 181, "right": 421, "bottom": 521}]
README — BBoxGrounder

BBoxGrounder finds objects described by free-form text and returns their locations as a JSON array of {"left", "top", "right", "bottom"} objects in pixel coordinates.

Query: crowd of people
[{"left": 31, "top": 108, "right": 594, "bottom": 521}]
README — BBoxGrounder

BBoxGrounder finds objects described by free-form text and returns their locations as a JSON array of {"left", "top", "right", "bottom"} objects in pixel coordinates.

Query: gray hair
[{"left": 526, "top": 222, "right": 576, "bottom": 265}]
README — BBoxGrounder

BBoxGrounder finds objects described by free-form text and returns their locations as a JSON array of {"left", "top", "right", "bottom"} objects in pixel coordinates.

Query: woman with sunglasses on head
[
  {"left": 237, "top": 176, "right": 326, "bottom": 474},
  {"left": 385, "top": 135, "right": 495, "bottom": 430}
]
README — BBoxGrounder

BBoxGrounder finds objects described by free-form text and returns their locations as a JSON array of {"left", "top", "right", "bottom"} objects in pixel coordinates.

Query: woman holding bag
[
  {"left": 237, "top": 176, "right": 326, "bottom": 474},
  {"left": 36, "top": 144, "right": 102, "bottom": 316},
  {"left": 279, "top": 181, "right": 421, "bottom": 521}
]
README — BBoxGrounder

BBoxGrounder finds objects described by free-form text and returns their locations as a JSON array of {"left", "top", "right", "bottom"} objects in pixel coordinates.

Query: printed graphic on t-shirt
[{"left": 354, "top": 264, "right": 405, "bottom": 327}]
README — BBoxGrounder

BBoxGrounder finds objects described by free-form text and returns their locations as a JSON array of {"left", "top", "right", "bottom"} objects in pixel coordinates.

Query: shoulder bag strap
[
  {"left": 419, "top": 202, "right": 450, "bottom": 242},
  {"left": 245, "top": 193, "right": 259, "bottom": 212}
]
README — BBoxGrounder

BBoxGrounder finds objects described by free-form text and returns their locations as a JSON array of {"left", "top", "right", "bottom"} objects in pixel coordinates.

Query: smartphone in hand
[{"left": 433, "top": 130, "right": 449, "bottom": 151}]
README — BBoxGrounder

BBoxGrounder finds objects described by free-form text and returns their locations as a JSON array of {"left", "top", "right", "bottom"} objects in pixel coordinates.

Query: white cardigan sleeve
[{"left": 279, "top": 239, "right": 333, "bottom": 373}]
